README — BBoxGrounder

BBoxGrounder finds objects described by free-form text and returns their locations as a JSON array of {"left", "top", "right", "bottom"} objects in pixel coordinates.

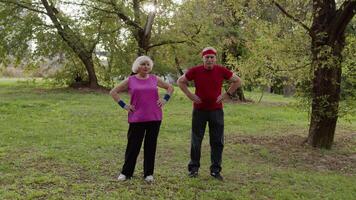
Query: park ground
[{"left": 0, "top": 78, "right": 355, "bottom": 199}]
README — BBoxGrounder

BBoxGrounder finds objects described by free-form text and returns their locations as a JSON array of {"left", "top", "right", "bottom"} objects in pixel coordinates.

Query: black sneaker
[
  {"left": 188, "top": 171, "right": 198, "bottom": 178},
  {"left": 210, "top": 172, "right": 224, "bottom": 181}
]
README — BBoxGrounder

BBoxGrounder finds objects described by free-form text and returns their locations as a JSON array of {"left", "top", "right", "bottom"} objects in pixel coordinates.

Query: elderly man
[{"left": 177, "top": 47, "right": 241, "bottom": 181}]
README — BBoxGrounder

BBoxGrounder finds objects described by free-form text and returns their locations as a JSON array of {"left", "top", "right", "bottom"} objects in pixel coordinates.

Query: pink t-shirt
[{"left": 127, "top": 75, "right": 162, "bottom": 123}]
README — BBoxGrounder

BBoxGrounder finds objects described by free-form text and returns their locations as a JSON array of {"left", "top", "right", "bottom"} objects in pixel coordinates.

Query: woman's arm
[
  {"left": 157, "top": 77, "right": 174, "bottom": 95},
  {"left": 109, "top": 78, "right": 135, "bottom": 113},
  {"left": 109, "top": 78, "right": 129, "bottom": 102},
  {"left": 157, "top": 77, "right": 174, "bottom": 107}
]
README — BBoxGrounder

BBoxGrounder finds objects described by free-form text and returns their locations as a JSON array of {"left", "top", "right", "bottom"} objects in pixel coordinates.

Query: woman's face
[{"left": 137, "top": 61, "right": 151, "bottom": 74}]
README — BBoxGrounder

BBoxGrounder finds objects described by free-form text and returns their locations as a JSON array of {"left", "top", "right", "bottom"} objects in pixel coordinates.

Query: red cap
[{"left": 202, "top": 49, "right": 217, "bottom": 57}]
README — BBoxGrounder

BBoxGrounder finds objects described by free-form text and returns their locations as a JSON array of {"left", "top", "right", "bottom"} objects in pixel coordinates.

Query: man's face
[{"left": 203, "top": 54, "right": 216, "bottom": 70}]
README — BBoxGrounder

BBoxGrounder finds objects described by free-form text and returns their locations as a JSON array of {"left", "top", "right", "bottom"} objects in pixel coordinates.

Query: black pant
[
  {"left": 121, "top": 121, "right": 161, "bottom": 178},
  {"left": 188, "top": 109, "right": 224, "bottom": 174}
]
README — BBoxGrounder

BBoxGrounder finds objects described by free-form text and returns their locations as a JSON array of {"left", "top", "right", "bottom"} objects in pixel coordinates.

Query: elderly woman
[{"left": 110, "top": 55, "right": 174, "bottom": 182}]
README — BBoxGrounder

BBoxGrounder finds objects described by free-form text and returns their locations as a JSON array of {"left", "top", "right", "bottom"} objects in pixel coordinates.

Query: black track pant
[
  {"left": 188, "top": 109, "right": 224, "bottom": 174},
  {"left": 121, "top": 121, "right": 161, "bottom": 178}
]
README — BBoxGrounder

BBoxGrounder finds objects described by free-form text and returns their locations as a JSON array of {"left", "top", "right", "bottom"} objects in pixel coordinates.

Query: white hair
[{"left": 131, "top": 56, "right": 154, "bottom": 73}]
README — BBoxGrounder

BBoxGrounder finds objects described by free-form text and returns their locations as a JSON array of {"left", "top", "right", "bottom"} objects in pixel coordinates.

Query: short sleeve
[
  {"left": 222, "top": 67, "right": 233, "bottom": 80},
  {"left": 151, "top": 74, "right": 158, "bottom": 85},
  {"left": 185, "top": 67, "right": 195, "bottom": 81}
]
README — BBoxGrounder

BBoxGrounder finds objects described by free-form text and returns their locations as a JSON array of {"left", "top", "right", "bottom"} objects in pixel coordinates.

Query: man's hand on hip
[
  {"left": 189, "top": 94, "right": 202, "bottom": 104},
  {"left": 216, "top": 93, "right": 230, "bottom": 103}
]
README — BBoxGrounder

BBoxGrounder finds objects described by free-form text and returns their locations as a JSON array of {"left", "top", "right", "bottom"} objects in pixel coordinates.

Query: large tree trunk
[
  {"left": 78, "top": 54, "right": 99, "bottom": 88},
  {"left": 136, "top": 30, "right": 150, "bottom": 56},
  {"left": 132, "top": 0, "right": 155, "bottom": 56},
  {"left": 307, "top": 0, "right": 355, "bottom": 148},
  {"left": 308, "top": 45, "right": 342, "bottom": 148}
]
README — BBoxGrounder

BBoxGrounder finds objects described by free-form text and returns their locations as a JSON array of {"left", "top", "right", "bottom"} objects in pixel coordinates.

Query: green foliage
[
  {"left": 228, "top": 1, "right": 311, "bottom": 93},
  {"left": 51, "top": 57, "right": 87, "bottom": 86},
  {"left": 0, "top": 4, "right": 39, "bottom": 59},
  {"left": 339, "top": 34, "right": 356, "bottom": 118}
]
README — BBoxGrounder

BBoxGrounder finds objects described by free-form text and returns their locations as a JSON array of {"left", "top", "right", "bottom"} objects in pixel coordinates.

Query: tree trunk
[
  {"left": 78, "top": 54, "right": 99, "bottom": 88},
  {"left": 137, "top": 30, "right": 145, "bottom": 56},
  {"left": 175, "top": 57, "right": 184, "bottom": 76},
  {"left": 307, "top": 0, "right": 355, "bottom": 148},
  {"left": 232, "top": 87, "right": 246, "bottom": 101},
  {"left": 283, "top": 84, "right": 295, "bottom": 97},
  {"left": 308, "top": 47, "right": 342, "bottom": 148}
]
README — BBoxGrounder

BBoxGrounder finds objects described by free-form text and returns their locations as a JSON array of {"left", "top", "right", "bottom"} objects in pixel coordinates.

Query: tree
[
  {"left": 0, "top": 0, "right": 103, "bottom": 88},
  {"left": 41, "top": 0, "right": 102, "bottom": 88},
  {"left": 274, "top": 0, "right": 356, "bottom": 148},
  {"left": 92, "top": 0, "right": 159, "bottom": 56},
  {"left": 83, "top": 0, "right": 191, "bottom": 56}
]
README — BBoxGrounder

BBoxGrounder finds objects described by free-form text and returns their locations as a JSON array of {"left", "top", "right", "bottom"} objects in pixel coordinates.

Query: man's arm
[
  {"left": 177, "top": 75, "right": 202, "bottom": 103},
  {"left": 216, "top": 74, "right": 242, "bottom": 103},
  {"left": 226, "top": 74, "right": 241, "bottom": 95}
]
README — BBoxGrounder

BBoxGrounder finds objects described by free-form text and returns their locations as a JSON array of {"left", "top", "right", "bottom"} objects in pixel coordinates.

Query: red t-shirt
[{"left": 185, "top": 65, "right": 233, "bottom": 110}]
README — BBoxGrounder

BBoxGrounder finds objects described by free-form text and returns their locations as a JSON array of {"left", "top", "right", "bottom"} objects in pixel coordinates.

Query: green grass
[{"left": 0, "top": 78, "right": 355, "bottom": 199}]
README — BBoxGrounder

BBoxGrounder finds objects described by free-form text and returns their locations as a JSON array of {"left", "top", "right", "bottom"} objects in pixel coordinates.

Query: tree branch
[
  {"left": 109, "top": 0, "right": 142, "bottom": 31},
  {"left": 273, "top": 0, "right": 311, "bottom": 33},
  {"left": 182, "top": 24, "right": 202, "bottom": 44},
  {"left": 148, "top": 23, "right": 202, "bottom": 50},
  {"left": 41, "top": 0, "right": 91, "bottom": 56},
  {"left": 0, "top": 0, "right": 48, "bottom": 15},
  {"left": 90, "top": 20, "right": 104, "bottom": 52},
  {"left": 144, "top": 0, "right": 157, "bottom": 37},
  {"left": 61, "top": 1, "right": 117, "bottom": 15},
  {"left": 147, "top": 40, "right": 187, "bottom": 49},
  {"left": 40, "top": 0, "right": 64, "bottom": 33},
  {"left": 329, "top": 1, "right": 356, "bottom": 42},
  {"left": 132, "top": 0, "right": 141, "bottom": 25},
  {"left": 12, "top": 15, "right": 55, "bottom": 29}
]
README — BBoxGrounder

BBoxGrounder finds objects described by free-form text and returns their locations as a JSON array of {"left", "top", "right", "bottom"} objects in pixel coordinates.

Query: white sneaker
[
  {"left": 117, "top": 173, "right": 127, "bottom": 181},
  {"left": 144, "top": 175, "right": 154, "bottom": 182}
]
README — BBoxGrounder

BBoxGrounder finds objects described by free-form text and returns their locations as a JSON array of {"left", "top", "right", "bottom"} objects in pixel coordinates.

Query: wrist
[
  {"left": 117, "top": 100, "right": 126, "bottom": 108},
  {"left": 163, "top": 93, "right": 171, "bottom": 101}
]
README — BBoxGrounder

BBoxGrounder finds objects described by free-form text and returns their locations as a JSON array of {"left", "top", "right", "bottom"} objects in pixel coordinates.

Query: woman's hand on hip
[
  {"left": 124, "top": 105, "right": 135, "bottom": 113},
  {"left": 157, "top": 99, "right": 167, "bottom": 107}
]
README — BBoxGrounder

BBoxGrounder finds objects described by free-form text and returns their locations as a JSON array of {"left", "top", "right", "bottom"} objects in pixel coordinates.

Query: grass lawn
[{"left": 0, "top": 78, "right": 355, "bottom": 199}]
